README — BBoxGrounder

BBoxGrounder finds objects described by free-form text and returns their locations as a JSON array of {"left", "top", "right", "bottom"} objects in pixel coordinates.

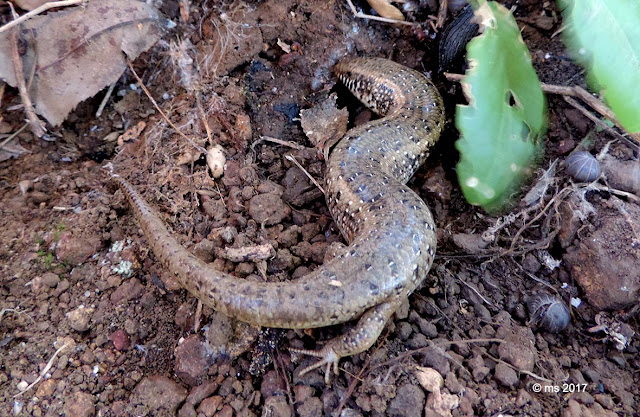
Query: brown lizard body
[{"left": 113, "top": 57, "right": 444, "bottom": 382}]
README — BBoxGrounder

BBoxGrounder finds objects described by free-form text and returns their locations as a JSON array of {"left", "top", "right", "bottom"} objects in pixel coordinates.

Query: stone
[
  {"left": 109, "top": 278, "right": 144, "bottom": 304},
  {"left": 63, "top": 391, "right": 95, "bottom": 417},
  {"left": 67, "top": 306, "right": 94, "bottom": 332},
  {"left": 564, "top": 201, "right": 640, "bottom": 310},
  {"left": 174, "top": 335, "right": 214, "bottom": 383},
  {"left": 494, "top": 363, "right": 519, "bottom": 388},
  {"left": 248, "top": 193, "right": 290, "bottom": 226},
  {"left": 55, "top": 232, "right": 102, "bottom": 265},
  {"left": 109, "top": 329, "right": 130, "bottom": 351},
  {"left": 297, "top": 397, "right": 323, "bottom": 417},
  {"left": 387, "top": 384, "right": 425, "bottom": 417},
  {"left": 131, "top": 375, "right": 188, "bottom": 414}
]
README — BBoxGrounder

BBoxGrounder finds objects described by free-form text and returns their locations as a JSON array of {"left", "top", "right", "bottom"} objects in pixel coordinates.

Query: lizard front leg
[{"left": 291, "top": 297, "right": 403, "bottom": 384}]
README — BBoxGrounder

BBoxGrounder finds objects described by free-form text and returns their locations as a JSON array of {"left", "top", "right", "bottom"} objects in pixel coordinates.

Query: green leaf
[
  {"left": 559, "top": 0, "right": 640, "bottom": 133},
  {"left": 455, "top": 0, "right": 546, "bottom": 213}
]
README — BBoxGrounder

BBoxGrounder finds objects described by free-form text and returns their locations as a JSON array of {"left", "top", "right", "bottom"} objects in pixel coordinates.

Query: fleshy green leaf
[
  {"left": 455, "top": 0, "right": 546, "bottom": 213},
  {"left": 559, "top": 0, "right": 640, "bottom": 133}
]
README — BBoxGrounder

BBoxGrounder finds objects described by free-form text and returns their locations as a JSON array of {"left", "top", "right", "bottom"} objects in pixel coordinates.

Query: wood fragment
[
  {"left": 10, "top": 28, "right": 45, "bottom": 138},
  {"left": 216, "top": 243, "right": 276, "bottom": 263}
]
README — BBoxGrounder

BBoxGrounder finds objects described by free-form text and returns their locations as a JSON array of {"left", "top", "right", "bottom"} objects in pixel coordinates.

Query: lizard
[{"left": 113, "top": 57, "right": 445, "bottom": 383}]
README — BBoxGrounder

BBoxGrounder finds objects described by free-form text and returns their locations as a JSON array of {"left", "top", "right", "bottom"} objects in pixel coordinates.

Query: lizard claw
[{"left": 290, "top": 346, "right": 340, "bottom": 384}]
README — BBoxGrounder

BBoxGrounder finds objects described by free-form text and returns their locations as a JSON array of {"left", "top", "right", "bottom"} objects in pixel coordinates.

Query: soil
[{"left": 1, "top": 1, "right": 639, "bottom": 416}]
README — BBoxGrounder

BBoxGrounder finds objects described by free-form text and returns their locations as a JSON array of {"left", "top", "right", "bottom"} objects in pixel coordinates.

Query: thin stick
[
  {"left": 0, "top": 122, "right": 29, "bottom": 149},
  {"left": 252, "top": 135, "right": 306, "bottom": 151},
  {"left": 285, "top": 154, "right": 325, "bottom": 195},
  {"left": 563, "top": 96, "right": 632, "bottom": 146},
  {"left": 345, "top": 0, "right": 417, "bottom": 26},
  {"left": 126, "top": 60, "right": 207, "bottom": 154},
  {"left": 14, "top": 342, "right": 69, "bottom": 397},
  {"left": 0, "top": 0, "right": 85, "bottom": 33},
  {"left": 437, "top": 0, "right": 448, "bottom": 28},
  {"left": 10, "top": 27, "right": 45, "bottom": 138},
  {"left": 95, "top": 82, "right": 116, "bottom": 118}
]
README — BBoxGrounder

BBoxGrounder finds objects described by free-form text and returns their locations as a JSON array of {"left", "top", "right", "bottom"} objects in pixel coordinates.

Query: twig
[
  {"left": 0, "top": 122, "right": 29, "bottom": 150},
  {"left": 9, "top": 26, "right": 45, "bottom": 138},
  {"left": 563, "top": 96, "right": 631, "bottom": 146},
  {"left": 14, "top": 342, "right": 69, "bottom": 397},
  {"left": 484, "top": 352, "right": 552, "bottom": 383},
  {"left": 345, "top": 0, "right": 417, "bottom": 25},
  {"left": 216, "top": 243, "right": 276, "bottom": 262},
  {"left": 95, "top": 82, "right": 116, "bottom": 118},
  {"left": 126, "top": 60, "right": 207, "bottom": 154},
  {"left": 0, "top": 0, "right": 85, "bottom": 33},
  {"left": 194, "top": 300, "right": 202, "bottom": 333},
  {"left": 457, "top": 277, "right": 494, "bottom": 307},
  {"left": 437, "top": 0, "right": 448, "bottom": 28},
  {"left": 285, "top": 154, "right": 325, "bottom": 195},
  {"left": 252, "top": 135, "right": 306, "bottom": 151}
]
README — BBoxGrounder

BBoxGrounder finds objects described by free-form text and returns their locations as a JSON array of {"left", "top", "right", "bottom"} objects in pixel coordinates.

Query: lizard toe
[{"left": 290, "top": 346, "right": 340, "bottom": 384}]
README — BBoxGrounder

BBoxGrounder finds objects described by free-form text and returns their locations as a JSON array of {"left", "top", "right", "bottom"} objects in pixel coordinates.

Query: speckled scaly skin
[{"left": 113, "top": 57, "right": 444, "bottom": 382}]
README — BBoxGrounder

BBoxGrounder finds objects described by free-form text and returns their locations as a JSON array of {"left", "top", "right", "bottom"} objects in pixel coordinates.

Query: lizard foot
[{"left": 290, "top": 346, "right": 341, "bottom": 384}]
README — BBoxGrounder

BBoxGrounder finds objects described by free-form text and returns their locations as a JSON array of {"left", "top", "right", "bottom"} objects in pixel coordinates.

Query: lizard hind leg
[{"left": 291, "top": 297, "right": 403, "bottom": 384}]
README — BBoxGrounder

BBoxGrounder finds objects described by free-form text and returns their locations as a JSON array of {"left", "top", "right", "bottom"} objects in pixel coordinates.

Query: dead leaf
[
  {"left": 0, "top": 138, "right": 30, "bottom": 162},
  {"left": 300, "top": 93, "right": 348, "bottom": 160},
  {"left": 0, "top": 0, "right": 164, "bottom": 126}
]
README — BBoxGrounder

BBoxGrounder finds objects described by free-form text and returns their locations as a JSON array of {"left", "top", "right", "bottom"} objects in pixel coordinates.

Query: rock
[
  {"left": 282, "top": 167, "right": 323, "bottom": 207},
  {"left": 260, "top": 370, "right": 286, "bottom": 398},
  {"left": 55, "top": 232, "right": 102, "bottom": 265},
  {"left": 415, "top": 367, "right": 444, "bottom": 392},
  {"left": 110, "top": 278, "right": 144, "bottom": 304},
  {"left": 109, "top": 329, "right": 130, "bottom": 351},
  {"left": 496, "top": 326, "right": 537, "bottom": 372},
  {"left": 469, "top": 355, "right": 490, "bottom": 382},
  {"left": 294, "top": 385, "right": 313, "bottom": 403},
  {"left": 297, "top": 397, "right": 323, "bottom": 417},
  {"left": 67, "top": 306, "right": 94, "bottom": 332},
  {"left": 564, "top": 201, "right": 640, "bottom": 310},
  {"left": 263, "top": 395, "right": 292, "bottom": 417},
  {"left": 248, "top": 193, "right": 291, "bottom": 226},
  {"left": 178, "top": 403, "right": 197, "bottom": 417},
  {"left": 216, "top": 404, "right": 234, "bottom": 417},
  {"left": 452, "top": 233, "right": 489, "bottom": 254},
  {"left": 36, "top": 379, "right": 57, "bottom": 397},
  {"left": 131, "top": 375, "right": 188, "bottom": 414},
  {"left": 268, "top": 249, "right": 300, "bottom": 272},
  {"left": 63, "top": 391, "right": 95, "bottom": 417},
  {"left": 193, "top": 239, "right": 216, "bottom": 262},
  {"left": 186, "top": 380, "right": 220, "bottom": 407},
  {"left": 32, "top": 272, "right": 60, "bottom": 293},
  {"left": 516, "top": 389, "right": 532, "bottom": 407},
  {"left": 494, "top": 363, "right": 519, "bottom": 388},
  {"left": 198, "top": 395, "right": 223, "bottom": 416},
  {"left": 388, "top": 384, "right": 425, "bottom": 417},
  {"left": 175, "top": 335, "right": 214, "bottom": 383}
]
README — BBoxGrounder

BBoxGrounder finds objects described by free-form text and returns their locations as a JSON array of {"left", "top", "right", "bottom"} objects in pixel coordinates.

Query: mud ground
[{"left": 1, "top": 0, "right": 639, "bottom": 416}]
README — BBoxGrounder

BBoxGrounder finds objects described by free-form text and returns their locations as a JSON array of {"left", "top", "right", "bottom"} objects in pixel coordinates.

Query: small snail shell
[
  {"left": 527, "top": 293, "right": 570, "bottom": 333},
  {"left": 565, "top": 151, "right": 601, "bottom": 182}
]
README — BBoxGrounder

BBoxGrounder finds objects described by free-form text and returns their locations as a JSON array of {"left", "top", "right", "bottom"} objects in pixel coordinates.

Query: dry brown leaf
[
  {"left": 300, "top": 93, "right": 348, "bottom": 160},
  {"left": 0, "top": 0, "right": 164, "bottom": 126},
  {"left": 0, "top": 138, "right": 30, "bottom": 162}
]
